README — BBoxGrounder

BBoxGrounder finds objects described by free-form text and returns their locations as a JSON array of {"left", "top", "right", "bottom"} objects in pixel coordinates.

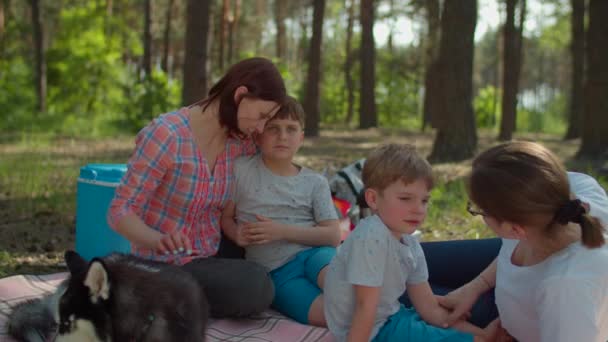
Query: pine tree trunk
[
  {"left": 498, "top": 0, "right": 525, "bottom": 141},
  {"left": 565, "top": 0, "right": 585, "bottom": 140},
  {"left": 275, "top": 0, "right": 288, "bottom": 62},
  {"left": 578, "top": 0, "right": 608, "bottom": 158},
  {"left": 428, "top": 0, "right": 477, "bottom": 162},
  {"left": 30, "top": 0, "right": 46, "bottom": 113},
  {"left": 162, "top": 0, "right": 174, "bottom": 74},
  {"left": 303, "top": 0, "right": 325, "bottom": 137},
  {"left": 422, "top": 0, "right": 440, "bottom": 130},
  {"left": 182, "top": 0, "right": 212, "bottom": 105},
  {"left": 359, "top": 0, "right": 377, "bottom": 129},
  {"left": 343, "top": 0, "right": 355, "bottom": 124},
  {"left": 219, "top": 0, "right": 229, "bottom": 71}
]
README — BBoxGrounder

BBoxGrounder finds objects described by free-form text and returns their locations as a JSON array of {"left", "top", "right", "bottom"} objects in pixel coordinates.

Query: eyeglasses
[{"left": 467, "top": 201, "right": 486, "bottom": 217}]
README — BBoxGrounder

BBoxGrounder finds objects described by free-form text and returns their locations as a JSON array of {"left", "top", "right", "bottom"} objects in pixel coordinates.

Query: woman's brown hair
[
  {"left": 198, "top": 57, "right": 287, "bottom": 136},
  {"left": 468, "top": 141, "right": 605, "bottom": 248}
]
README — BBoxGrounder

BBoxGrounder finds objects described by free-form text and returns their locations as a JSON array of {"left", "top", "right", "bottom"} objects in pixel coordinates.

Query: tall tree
[
  {"left": 303, "top": 0, "right": 325, "bottom": 137},
  {"left": 428, "top": 0, "right": 478, "bottom": 162},
  {"left": 30, "top": 0, "right": 46, "bottom": 113},
  {"left": 421, "top": 0, "right": 441, "bottom": 130},
  {"left": 218, "top": 0, "right": 229, "bottom": 70},
  {"left": 275, "top": 0, "right": 288, "bottom": 62},
  {"left": 578, "top": 0, "right": 608, "bottom": 158},
  {"left": 0, "top": 0, "right": 5, "bottom": 39},
  {"left": 498, "top": 0, "right": 526, "bottom": 141},
  {"left": 142, "top": 0, "right": 152, "bottom": 77},
  {"left": 227, "top": 0, "right": 241, "bottom": 64},
  {"left": 359, "top": 0, "right": 377, "bottom": 129},
  {"left": 564, "top": 0, "right": 585, "bottom": 140},
  {"left": 343, "top": 0, "right": 356, "bottom": 124},
  {"left": 182, "top": 0, "right": 212, "bottom": 105},
  {"left": 161, "top": 0, "right": 175, "bottom": 74}
]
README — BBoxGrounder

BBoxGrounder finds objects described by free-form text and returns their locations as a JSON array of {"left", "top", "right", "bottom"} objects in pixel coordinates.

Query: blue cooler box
[{"left": 76, "top": 164, "right": 131, "bottom": 260}]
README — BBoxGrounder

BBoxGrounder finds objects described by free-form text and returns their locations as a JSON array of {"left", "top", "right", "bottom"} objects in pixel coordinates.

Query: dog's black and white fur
[{"left": 8, "top": 251, "right": 209, "bottom": 342}]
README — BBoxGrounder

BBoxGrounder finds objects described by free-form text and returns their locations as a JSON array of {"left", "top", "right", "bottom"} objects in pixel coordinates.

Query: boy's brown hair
[
  {"left": 270, "top": 95, "right": 306, "bottom": 128},
  {"left": 362, "top": 144, "right": 434, "bottom": 192}
]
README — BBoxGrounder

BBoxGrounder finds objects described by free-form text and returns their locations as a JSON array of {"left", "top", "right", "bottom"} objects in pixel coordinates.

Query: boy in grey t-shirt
[
  {"left": 221, "top": 97, "right": 340, "bottom": 326},
  {"left": 323, "top": 144, "right": 500, "bottom": 342}
]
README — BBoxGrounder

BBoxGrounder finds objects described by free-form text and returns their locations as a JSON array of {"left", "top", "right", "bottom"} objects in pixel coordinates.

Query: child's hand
[
  {"left": 156, "top": 230, "right": 191, "bottom": 256},
  {"left": 437, "top": 282, "right": 482, "bottom": 326},
  {"left": 234, "top": 224, "right": 252, "bottom": 247},
  {"left": 243, "top": 215, "right": 286, "bottom": 244}
]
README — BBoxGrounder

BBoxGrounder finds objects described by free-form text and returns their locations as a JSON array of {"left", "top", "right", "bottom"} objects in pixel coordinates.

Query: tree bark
[
  {"left": 577, "top": 0, "right": 608, "bottom": 158},
  {"left": 218, "top": 0, "right": 229, "bottom": 70},
  {"left": 143, "top": 0, "right": 152, "bottom": 77},
  {"left": 422, "top": 0, "right": 440, "bottom": 130},
  {"left": 498, "top": 0, "right": 525, "bottom": 141},
  {"left": 161, "top": 0, "right": 174, "bottom": 74},
  {"left": 564, "top": 0, "right": 585, "bottom": 140},
  {"left": 359, "top": 0, "right": 377, "bottom": 129},
  {"left": 428, "top": 0, "right": 478, "bottom": 162},
  {"left": 227, "top": 0, "right": 241, "bottom": 64},
  {"left": 30, "top": 0, "right": 46, "bottom": 113},
  {"left": 275, "top": 0, "right": 288, "bottom": 62},
  {"left": 343, "top": 0, "right": 356, "bottom": 124},
  {"left": 303, "top": 0, "right": 325, "bottom": 137},
  {"left": 182, "top": 0, "right": 212, "bottom": 105}
]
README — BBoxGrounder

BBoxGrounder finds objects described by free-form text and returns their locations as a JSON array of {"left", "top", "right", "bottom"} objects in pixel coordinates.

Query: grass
[{"left": 0, "top": 128, "right": 605, "bottom": 277}]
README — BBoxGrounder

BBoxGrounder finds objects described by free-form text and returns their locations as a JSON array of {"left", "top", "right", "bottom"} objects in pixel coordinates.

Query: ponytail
[{"left": 580, "top": 214, "right": 605, "bottom": 248}]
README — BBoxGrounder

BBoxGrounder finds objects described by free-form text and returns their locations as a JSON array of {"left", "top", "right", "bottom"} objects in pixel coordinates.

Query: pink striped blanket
[{"left": 0, "top": 273, "right": 335, "bottom": 342}]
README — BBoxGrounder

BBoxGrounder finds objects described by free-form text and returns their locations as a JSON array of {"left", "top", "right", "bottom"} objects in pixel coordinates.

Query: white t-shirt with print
[
  {"left": 323, "top": 215, "right": 428, "bottom": 342},
  {"left": 496, "top": 172, "right": 608, "bottom": 342}
]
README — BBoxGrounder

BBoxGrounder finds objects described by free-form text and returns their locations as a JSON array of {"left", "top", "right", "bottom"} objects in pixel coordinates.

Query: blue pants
[
  {"left": 269, "top": 246, "right": 336, "bottom": 324},
  {"left": 399, "top": 238, "right": 501, "bottom": 328},
  {"left": 373, "top": 305, "right": 473, "bottom": 342}
]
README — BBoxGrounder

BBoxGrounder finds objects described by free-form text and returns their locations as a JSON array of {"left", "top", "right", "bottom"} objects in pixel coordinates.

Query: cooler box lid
[{"left": 79, "top": 164, "right": 127, "bottom": 184}]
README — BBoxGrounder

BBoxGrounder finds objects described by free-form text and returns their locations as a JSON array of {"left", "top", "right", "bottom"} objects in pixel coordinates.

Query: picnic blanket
[{"left": 0, "top": 273, "right": 336, "bottom": 342}]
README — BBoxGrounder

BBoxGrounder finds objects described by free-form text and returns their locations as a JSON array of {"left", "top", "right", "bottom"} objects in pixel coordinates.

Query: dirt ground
[{"left": 0, "top": 128, "right": 589, "bottom": 276}]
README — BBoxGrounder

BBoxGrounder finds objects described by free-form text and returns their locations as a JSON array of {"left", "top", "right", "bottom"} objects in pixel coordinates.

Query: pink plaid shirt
[{"left": 108, "top": 108, "right": 256, "bottom": 264}]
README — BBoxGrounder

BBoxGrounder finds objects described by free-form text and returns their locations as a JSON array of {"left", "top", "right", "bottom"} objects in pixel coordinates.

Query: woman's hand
[
  {"left": 242, "top": 215, "right": 286, "bottom": 244},
  {"left": 156, "top": 230, "right": 191, "bottom": 256},
  {"left": 437, "top": 279, "right": 486, "bottom": 326},
  {"left": 483, "top": 318, "right": 514, "bottom": 342}
]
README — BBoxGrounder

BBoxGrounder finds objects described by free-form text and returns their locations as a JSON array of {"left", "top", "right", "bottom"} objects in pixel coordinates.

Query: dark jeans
[
  {"left": 181, "top": 236, "right": 274, "bottom": 318},
  {"left": 400, "top": 238, "right": 502, "bottom": 328}
]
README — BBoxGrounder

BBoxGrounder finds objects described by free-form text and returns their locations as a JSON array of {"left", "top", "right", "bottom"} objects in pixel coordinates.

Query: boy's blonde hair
[
  {"left": 271, "top": 95, "right": 305, "bottom": 128},
  {"left": 362, "top": 144, "right": 434, "bottom": 192}
]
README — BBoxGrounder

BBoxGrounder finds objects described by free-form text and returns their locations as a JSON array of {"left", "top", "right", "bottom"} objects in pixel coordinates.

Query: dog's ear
[
  {"left": 64, "top": 250, "right": 88, "bottom": 276},
  {"left": 84, "top": 259, "right": 111, "bottom": 303}
]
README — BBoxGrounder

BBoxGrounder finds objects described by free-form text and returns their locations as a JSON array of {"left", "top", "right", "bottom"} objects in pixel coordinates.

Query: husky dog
[{"left": 8, "top": 251, "right": 209, "bottom": 342}]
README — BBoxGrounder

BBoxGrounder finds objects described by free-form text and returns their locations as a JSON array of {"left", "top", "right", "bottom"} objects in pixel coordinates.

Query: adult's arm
[
  {"left": 438, "top": 259, "right": 497, "bottom": 326},
  {"left": 108, "top": 119, "right": 187, "bottom": 253}
]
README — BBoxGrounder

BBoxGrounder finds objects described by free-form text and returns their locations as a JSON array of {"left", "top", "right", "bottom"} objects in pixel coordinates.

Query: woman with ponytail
[{"left": 438, "top": 141, "right": 608, "bottom": 342}]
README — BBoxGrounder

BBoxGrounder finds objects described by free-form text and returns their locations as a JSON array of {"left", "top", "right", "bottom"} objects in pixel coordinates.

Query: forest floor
[{"left": 0, "top": 128, "right": 604, "bottom": 277}]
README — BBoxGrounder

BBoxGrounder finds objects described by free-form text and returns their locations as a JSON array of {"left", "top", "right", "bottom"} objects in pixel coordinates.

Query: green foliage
[
  {"left": 517, "top": 92, "right": 567, "bottom": 134},
  {"left": 424, "top": 179, "right": 493, "bottom": 241},
  {"left": 376, "top": 48, "right": 422, "bottom": 128},
  {"left": 474, "top": 85, "right": 500, "bottom": 128},
  {"left": 119, "top": 71, "right": 181, "bottom": 132},
  {"left": 0, "top": 58, "right": 37, "bottom": 131}
]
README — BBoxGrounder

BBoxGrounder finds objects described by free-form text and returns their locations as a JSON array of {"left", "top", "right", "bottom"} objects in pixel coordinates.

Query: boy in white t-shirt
[{"left": 324, "top": 144, "right": 499, "bottom": 342}]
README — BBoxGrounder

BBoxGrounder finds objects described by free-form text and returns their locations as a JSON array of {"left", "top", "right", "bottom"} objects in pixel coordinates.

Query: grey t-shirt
[
  {"left": 323, "top": 215, "right": 428, "bottom": 342},
  {"left": 233, "top": 154, "right": 338, "bottom": 271}
]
